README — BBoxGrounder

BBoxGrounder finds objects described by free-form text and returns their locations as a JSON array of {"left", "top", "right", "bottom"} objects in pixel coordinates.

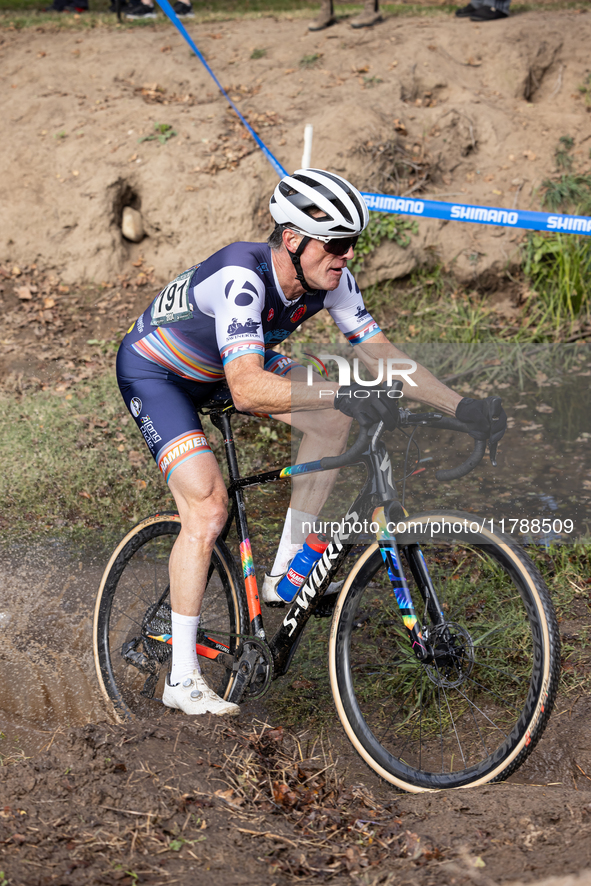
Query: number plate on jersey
[{"left": 151, "top": 268, "right": 194, "bottom": 326}]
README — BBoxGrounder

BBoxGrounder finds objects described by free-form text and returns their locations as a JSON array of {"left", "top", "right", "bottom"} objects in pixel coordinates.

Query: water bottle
[{"left": 276, "top": 533, "right": 329, "bottom": 603}]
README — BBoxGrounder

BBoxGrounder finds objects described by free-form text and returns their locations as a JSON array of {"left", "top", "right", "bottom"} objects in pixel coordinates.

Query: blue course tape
[
  {"left": 154, "top": 1, "right": 591, "bottom": 236},
  {"left": 154, "top": 0, "right": 288, "bottom": 178},
  {"left": 361, "top": 192, "right": 591, "bottom": 236}
]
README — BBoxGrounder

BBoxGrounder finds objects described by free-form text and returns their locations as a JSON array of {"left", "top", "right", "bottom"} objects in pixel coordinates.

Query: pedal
[
  {"left": 141, "top": 672, "right": 160, "bottom": 698},
  {"left": 121, "top": 638, "right": 159, "bottom": 675}
]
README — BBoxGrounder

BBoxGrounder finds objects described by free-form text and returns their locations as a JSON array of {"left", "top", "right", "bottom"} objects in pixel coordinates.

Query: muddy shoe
[
  {"left": 125, "top": 1, "right": 156, "bottom": 18},
  {"left": 163, "top": 670, "right": 240, "bottom": 716},
  {"left": 350, "top": 0, "right": 383, "bottom": 28},
  {"left": 309, "top": 0, "right": 336, "bottom": 31},
  {"left": 173, "top": 1, "right": 194, "bottom": 16},
  {"left": 469, "top": 5, "right": 508, "bottom": 18},
  {"left": 455, "top": 3, "right": 478, "bottom": 16}
]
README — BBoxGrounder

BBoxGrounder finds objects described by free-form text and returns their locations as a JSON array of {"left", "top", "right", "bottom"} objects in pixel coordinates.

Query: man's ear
[{"left": 283, "top": 228, "right": 300, "bottom": 255}]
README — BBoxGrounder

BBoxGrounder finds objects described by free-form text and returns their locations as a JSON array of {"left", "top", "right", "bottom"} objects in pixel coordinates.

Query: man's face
[{"left": 287, "top": 234, "right": 355, "bottom": 292}]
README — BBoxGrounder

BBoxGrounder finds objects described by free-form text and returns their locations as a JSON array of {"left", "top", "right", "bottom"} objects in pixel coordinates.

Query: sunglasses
[{"left": 322, "top": 235, "right": 359, "bottom": 257}]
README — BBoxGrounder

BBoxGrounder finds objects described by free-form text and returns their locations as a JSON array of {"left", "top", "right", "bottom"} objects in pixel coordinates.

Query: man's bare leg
[
  {"left": 162, "top": 450, "right": 239, "bottom": 715},
  {"left": 168, "top": 451, "right": 228, "bottom": 617},
  {"left": 268, "top": 405, "right": 352, "bottom": 578}
]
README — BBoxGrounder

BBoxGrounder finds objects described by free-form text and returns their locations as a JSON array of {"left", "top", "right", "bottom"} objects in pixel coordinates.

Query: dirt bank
[
  {"left": 1, "top": 715, "right": 591, "bottom": 886},
  {"left": 1, "top": 9, "right": 590, "bottom": 287}
]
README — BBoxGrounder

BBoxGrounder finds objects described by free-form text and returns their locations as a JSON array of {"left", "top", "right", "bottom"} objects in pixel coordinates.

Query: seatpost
[{"left": 210, "top": 410, "right": 241, "bottom": 483}]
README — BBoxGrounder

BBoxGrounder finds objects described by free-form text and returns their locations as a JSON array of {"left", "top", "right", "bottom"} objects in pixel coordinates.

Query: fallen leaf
[
  {"left": 43, "top": 297, "right": 56, "bottom": 309},
  {"left": 17, "top": 287, "right": 32, "bottom": 300},
  {"left": 12, "top": 266, "right": 21, "bottom": 276},
  {"left": 272, "top": 783, "right": 298, "bottom": 807},
  {"left": 536, "top": 403, "right": 554, "bottom": 413},
  {"left": 523, "top": 149, "right": 537, "bottom": 161},
  {"left": 214, "top": 789, "right": 244, "bottom": 809},
  {"left": 79, "top": 491, "right": 92, "bottom": 499}
]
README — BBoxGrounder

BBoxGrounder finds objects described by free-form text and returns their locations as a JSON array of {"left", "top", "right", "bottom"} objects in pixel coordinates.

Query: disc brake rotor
[{"left": 424, "top": 622, "right": 475, "bottom": 689}]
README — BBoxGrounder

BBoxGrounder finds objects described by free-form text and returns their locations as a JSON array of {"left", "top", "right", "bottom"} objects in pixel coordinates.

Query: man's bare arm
[
  {"left": 355, "top": 332, "right": 462, "bottom": 416},
  {"left": 224, "top": 353, "right": 335, "bottom": 414}
]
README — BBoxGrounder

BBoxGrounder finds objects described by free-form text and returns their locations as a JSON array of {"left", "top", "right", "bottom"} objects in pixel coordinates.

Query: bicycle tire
[
  {"left": 329, "top": 510, "right": 560, "bottom": 792},
  {"left": 93, "top": 513, "right": 248, "bottom": 721}
]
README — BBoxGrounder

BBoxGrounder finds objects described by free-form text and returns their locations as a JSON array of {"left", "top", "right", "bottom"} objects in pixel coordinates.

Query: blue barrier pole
[{"left": 361, "top": 192, "right": 591, "bottom": 236}]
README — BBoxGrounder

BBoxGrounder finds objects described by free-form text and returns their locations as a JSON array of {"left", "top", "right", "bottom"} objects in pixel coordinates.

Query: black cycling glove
[
  {"left": 334, "top": 385, "right": 400, "bottom": 431},
  {"left": 456, "top": 396, "right": 507, "bottom": 445}
]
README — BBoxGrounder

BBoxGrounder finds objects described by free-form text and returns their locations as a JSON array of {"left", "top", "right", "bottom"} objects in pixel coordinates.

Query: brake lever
[
  {"left": 489, "top": 440, "right": 498, "bottom": 467},
  {"left": 488, "top": 396, "right": 503, "bottom": 468}
]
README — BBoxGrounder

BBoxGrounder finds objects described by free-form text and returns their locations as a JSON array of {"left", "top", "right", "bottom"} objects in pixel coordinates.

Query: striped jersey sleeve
[{"left": 324, "top": 269, "right": 381, "bottom": 345}]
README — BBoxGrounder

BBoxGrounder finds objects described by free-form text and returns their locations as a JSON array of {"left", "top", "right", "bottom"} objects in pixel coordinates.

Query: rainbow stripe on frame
[{"left": 279, "top": 461, "right": 322, "bottom": 478}]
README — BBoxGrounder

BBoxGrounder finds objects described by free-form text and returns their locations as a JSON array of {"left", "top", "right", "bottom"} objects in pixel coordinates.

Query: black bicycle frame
[{"left": 200, "top": 408, "right": 439, "bottom": 679}]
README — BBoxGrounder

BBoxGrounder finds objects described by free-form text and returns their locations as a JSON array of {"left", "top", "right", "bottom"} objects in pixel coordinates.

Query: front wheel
[
  {"left": 329, "top": 511, "right": 560, "bottom": 792},
  {"left": 93, "top": 513, "right": 247, "bottom": 721}
]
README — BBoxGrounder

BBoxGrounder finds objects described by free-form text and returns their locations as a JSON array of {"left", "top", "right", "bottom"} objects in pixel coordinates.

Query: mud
[
  {"left": 1, "top": 713, "right": 591, "bottom": 886},
  {"left": 1, "top": 10, "right": 591, "bottom": 286}
]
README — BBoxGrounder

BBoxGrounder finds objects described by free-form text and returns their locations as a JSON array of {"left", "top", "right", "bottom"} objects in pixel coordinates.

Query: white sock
[
  {"left": 270, "top": 507, "right": 317, "bottom": 576},
  {"left": 170, "top": 611, "right": 200, "bottom": 685}
]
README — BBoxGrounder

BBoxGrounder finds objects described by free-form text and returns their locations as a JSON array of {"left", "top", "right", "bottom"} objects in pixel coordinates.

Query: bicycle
[{"left": 93, "top": 385, "right": 560, "bottom": 792}]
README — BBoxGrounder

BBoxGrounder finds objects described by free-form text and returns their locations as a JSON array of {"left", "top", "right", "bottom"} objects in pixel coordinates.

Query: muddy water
[
  {"left": 0, "top": 538, "right": 109, "bottom": 757},
  {"left": 1, "top": 533, "right": 590, "bottom": 791}
]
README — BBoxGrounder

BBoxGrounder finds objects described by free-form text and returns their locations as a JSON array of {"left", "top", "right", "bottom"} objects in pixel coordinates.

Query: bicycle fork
[{"left": 374, "top": 507, "right": 446, "bottom": 665}]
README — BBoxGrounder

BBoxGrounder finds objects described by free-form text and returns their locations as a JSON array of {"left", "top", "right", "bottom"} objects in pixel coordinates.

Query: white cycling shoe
[
  {"left": 162, "top": 669, "right": 240, "bottom": 717},
  {"left": 262, "top": 572, "right": 344, "bottom": 605}
]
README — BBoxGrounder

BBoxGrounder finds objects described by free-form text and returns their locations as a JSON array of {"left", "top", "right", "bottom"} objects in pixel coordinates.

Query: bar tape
[{"left": 154, "top": 0, "right": 591, "bottom": 236}]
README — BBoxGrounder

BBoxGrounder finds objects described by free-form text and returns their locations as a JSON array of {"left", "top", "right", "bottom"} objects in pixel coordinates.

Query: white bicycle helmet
[{"left": 270, "top": 168, "right": 369, "bottom": 240}]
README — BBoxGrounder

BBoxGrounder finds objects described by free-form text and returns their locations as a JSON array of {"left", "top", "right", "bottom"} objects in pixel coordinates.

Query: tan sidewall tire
[
  {"left": 328, "top": 514, "right": 555, "bottom": 793},
  {"left": 93, "top": 513, "right": 244, "bottom": 722}
]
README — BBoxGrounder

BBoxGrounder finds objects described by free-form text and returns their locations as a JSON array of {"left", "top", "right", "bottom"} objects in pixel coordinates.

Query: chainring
[{"left": 235, "top": 636, "right": 274, "bottom": 700}]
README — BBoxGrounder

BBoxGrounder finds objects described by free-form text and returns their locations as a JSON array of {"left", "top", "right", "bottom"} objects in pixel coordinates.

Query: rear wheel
[
  {"left": 329, "top": 512, "right": 560, "bottom": 791},
  {"left": 93, "top": 513, "right": 247, "bottom": 721}
]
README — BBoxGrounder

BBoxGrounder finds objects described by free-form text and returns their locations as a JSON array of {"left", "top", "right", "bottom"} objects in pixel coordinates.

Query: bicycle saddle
[{"left": 198, "top": 383, "right": 235, "bottom": 414}]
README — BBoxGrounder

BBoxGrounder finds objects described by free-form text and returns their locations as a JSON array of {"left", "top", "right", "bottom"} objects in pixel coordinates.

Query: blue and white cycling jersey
[{"left": 122, "top": 241, "right": 381, "bottom": 382}]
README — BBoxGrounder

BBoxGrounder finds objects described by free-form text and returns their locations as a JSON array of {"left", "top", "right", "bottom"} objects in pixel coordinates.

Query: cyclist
[{"left": 116, "top": 168, "right": 506, "bottom": 717}]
